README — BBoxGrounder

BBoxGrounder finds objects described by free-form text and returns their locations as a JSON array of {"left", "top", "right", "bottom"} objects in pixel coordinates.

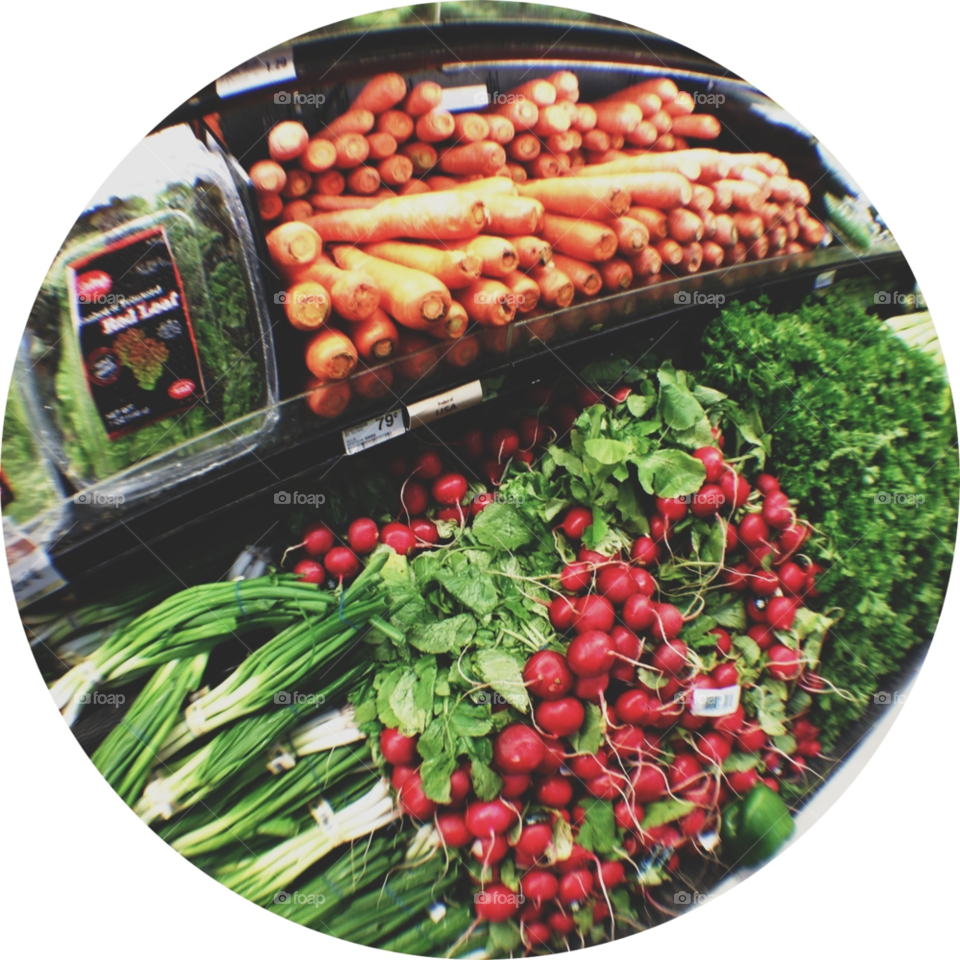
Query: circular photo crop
[{"left": 5, "top": 3, "right": 956, "bottom": 956}]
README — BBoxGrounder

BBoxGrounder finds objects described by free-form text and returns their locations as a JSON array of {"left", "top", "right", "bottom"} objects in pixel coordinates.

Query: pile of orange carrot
[{"left": 251, "top": 71, "right": 829, "bottom": 420}]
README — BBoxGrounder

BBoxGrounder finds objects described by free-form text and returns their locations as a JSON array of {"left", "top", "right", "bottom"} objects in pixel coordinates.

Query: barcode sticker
[
  {"left": 440, "top": 84, "right": 489, "bottom": 112},
  {"left": 342, "top": 409, "right": 406, "bottom": 455},
  {"left": 4, "top": 518, "right": 66, "bottom": 608},
  {"left": 216, "top": 46, "right": 296, "bottom": 99},
  {"left": 407, "top": 381, "right": 483, "bottom": 430},
  {"left": 690, "top": 684, "right": 741, "bottom": 717}
]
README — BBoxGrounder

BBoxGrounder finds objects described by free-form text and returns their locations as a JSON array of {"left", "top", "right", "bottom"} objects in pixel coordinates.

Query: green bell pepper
[{"left": 720, "top": 784, "right": 795, "bottom": 867}]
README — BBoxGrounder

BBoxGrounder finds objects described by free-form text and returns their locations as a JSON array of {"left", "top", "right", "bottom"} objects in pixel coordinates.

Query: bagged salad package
[{"left": 23, "top": 123, "right": 277, "bottom": 505}]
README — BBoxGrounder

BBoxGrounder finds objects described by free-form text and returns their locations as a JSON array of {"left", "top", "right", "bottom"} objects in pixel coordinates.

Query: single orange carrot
[
  {"left": 592, "top": 101, "right": 643, "bottom": 136},
  {"left": 424, "top": 175, "right": 461, "bottom": 191},
  {"left": 702, "top": 210, "right": 717, "bottom": 239},
  {"left": 351, "top": 73, "right": 407, "bottom": 114},
  {"left": 351, "top": 363, "right": 395, "bottom": 401},
  {"left": 767, "top": 225, "right": 788, "bottom": 251},
  {"left": 731, "top": 212, "right": 764, "bottom": 241},
  {"left": 305, "top": 327, "right": 359, "bottom": 380},
  {"left": 572, "top": 103, "right": 597, "bottom": 132},
  {"left": 362, "top": 240, "right": 481, "bottom": 289},
  {"left": 517, "top": 178, "right": 629, "bottom": 219},
  {"left": 581, "top": 129, "right": 611, "bottom": 153},
  {"left": 378, "top": 155, "right": 414, "bottom": 186},
  {"left": 629, "top": 207, "right": 668, "bottom": 240},
  {"left": 670, "top": 114, "right": 721, "bottom": 139},
  {"left": 280, "top": 199, "right": 314, "bottom": 222},
  {"left": 501, "top": 271, "right": 540, "bottom": 313},
  {"left": 399, "top": 141, "right": 438, "bottom": 175},
  {"left": 599, "top": 257, "right": 634, "bottom": 292},
  {"left": 347, "top": 166, "right": 381, "bottom": 195},
  {"left": 664, "top": 90, "right": 695, "bottom": 117},
  {"left": 283, "top": 281, "right": 331, "bottom": 330},
  {"left": 439, "top": 141, "right": 507, "bottom": 177},
  {"left": 628, "top": 246, "right": 662, "bottom": 276},
  {"left": 266, "top": 221, "right": 322, "bottom": 268},
  {"left": 319, "top": 109, "right": 375, "bottom": 139},
  {"left": 277, "top": 168, "right": 310, "bottom": 200},
  {"left": 667, "top": 208, "right": 704, "bottom": 244},
  {"left": 332, "top": 246, "right": 451, "bottom": 327},
  {"left": 365, "top": 132, "right": 398, "bottom": 160},
  {"left": 455, "top": 279, "right": 517, "bottom": 326},
  {"left": 446, "top": 236, "right": 519, "bottom": 278},
  {"left": 309, "top": 190, "right": 485, "bottom": 243},
  {"left": 655, "top": 238, "right": 683, "bottom": 266},
  {"left": 746, "top": 235, "right": 770, "bottom": 261},
  {"left": 484, "top": 114, "right": 516, "bottom": 144},
  {"left": 576, "top": 171, "right": 693, "bottom": 209},
  {"left": 525, "top": 155, "right": 562, "bottom": 179},
  {"left": 268, "top": 121, "right": 309, "bottom": 162},
  {"left": 546, "top": 71, "right": 579, "bottom": 102},
  {"left": 533, "top": 103, "right": 571, "bottom": 137},
  {"left": 402, "top": 81, "right": 443, "bottom": 116},
  {"left": 483, "top": 195, "right": 545, "bottom": 235},
  {"left": 610, "top": 216, "right": 650, "bottom": 255},
  {"left": 250, "top": 159, "right": 287, "bottom": 194},
  {"left": 799, "top": 218, "right": 826, "bottom": 246},
  {"left": 258, "top": 193, "right": 283, "bottom": 220},
  {"left": 305, "top": 377, "right": 352, "bottom": 419},
  {"left": 506, "top": 79, "right": 556, "bottom": 107},
  {"left": 545, "top": 130, "right": 581, "bottom": 154},
  {"left": 452, "top": 113, "right": 490, "bottom": 143},
  {"left": 504, "top": 235, "right": 553, "bottom": 268},
  {"left": 784, "top": 241, "right": 808, "bottom": 254},
  {"left": 540, "top": 214, "right": 617, "bottom": 262},
  {"left": 529, "top": 265, "right": 574, "bottom": 308},
  {"left": 505, "top": 162, "right": 527, "bottom": 182},
  {"left": 313, "top": 170, "right": 346, "bottom": 196},
  {"left": 714, "top": 180, "right": 765, "bottom": 212},
  {"left": 331, "top": 133, "right": 370, "bottom": 169},
  {"left": 701, "top": 240, "right": 724, "bottom": 268},
  {"left": 507, "top": 133, "right": 542, "bottom": 162},
  {"left": 491, "top": 98, "right": 539, "bottom": 131},
  {"left": 687, "top": 184, "right": 715, "bottom": 218},
  {"left": 347, "top": 307, "right": 400, "bottom": 360},
  {"left": 375, "top": 110, "right": 415, "bottom": 143},
  {"left": 550, "top": 254, "right": 601, "bottom": 296},
  {"left": 624, "top": 121, "right": 658, "bottom": 147},
  {"left": 299, "top": 138, "right": 338, "bottom": 173},
  {"left": 679, "top": 241, "right": 703, "bottom": 273},
  {"left": 288, "top": 254, "right": 380, "bottom": 322},
  {"left": 415, "top": 110, "right": 456, "bottom": 143},
  {"left": 652, "top": 133, "right": 676, "bottom": 152}
]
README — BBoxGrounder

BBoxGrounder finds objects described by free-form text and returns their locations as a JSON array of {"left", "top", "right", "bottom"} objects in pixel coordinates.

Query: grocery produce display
[{"left": 3, "top": 5, "right": 954, "bottom": 958}]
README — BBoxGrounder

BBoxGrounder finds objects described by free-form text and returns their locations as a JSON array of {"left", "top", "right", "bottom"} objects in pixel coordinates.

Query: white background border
[{"left": 1, "top": 2, "right": 955, "bottom": 955}]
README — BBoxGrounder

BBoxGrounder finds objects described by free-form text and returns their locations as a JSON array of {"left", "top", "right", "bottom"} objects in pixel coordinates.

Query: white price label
[
  {"left": 813, "top": 269, "right": 836, "bottom": 290},
  {"left": 216, "top": 46, "right": 296, "bottom": 99},
  {"left": 342, "top": 409, "right": 406, "bottom": 455},
  {"left": 440, "top": 84, "right": 489, "bottom": 112},
  {"left": 4, "top": 519, "right": 66, "bottom": 608},
  {"left": 407, "top": 381, "right": 483, "bottom": 430},
  {"left": 690, "top": 684, "right": 741, "bottom": 717}
]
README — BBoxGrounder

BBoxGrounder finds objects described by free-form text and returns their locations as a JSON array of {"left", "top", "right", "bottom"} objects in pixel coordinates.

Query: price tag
[
  {"left": 342, "top": 409, "right": 406, "bottom": 455},
  {"left": 407, "top": 381, "right": 483, "bottom": 430},
  {"left": 4, "top": 518, "right": 66, "bottom": 608},
  {"left": 440, "top": 84, "right": 489, "bottom": 112},
  {"left": 813, "top": 270, "right": 836, "bottom": 290},
  {"left": 216, "top": 46, "right": 296, "bottom": 99},
  {"left": 690, "top": 684, "right": 741, "bottom": 717}
]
